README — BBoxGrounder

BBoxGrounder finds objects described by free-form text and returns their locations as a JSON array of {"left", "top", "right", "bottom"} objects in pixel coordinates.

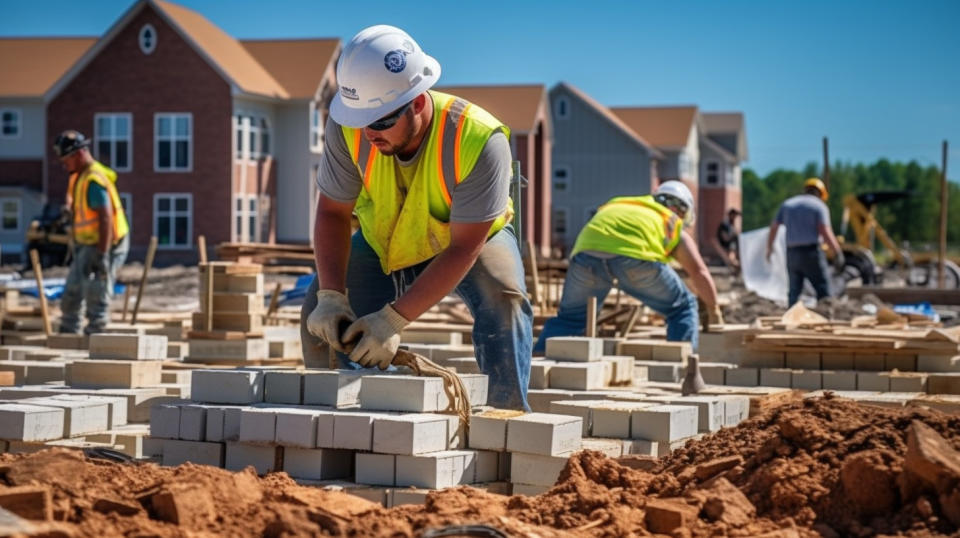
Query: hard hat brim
[{"left": 329, "top": 55, "right": 441, "bottom": 128}]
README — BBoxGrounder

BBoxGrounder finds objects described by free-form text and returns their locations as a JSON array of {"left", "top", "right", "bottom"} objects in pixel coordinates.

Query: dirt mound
[{"left": 1, "top": 397, "right": 958, "bottom": 537}]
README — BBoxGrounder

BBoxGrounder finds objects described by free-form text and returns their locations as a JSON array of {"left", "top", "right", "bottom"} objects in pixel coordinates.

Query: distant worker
[
  {"left": 766, "top": 178, "right": 844, "bottom": 306},
  {"left": 300, "top": 25, "right": 532, "bottom": 410},
  {"left": 534, "top": 181, "right": 722, "bottom": 353},
  {"left": 712, "top": 208, "right": 741, "bottom": 270},
  {"left": 53, "top": 130, "right": 130, "bottom": 335}
]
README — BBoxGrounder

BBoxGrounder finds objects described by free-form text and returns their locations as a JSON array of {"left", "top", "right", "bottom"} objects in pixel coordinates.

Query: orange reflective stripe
[
  {"left": 436, "top": 99, "right": 456, "bottom": 205},
  {"left": 352, "top": 130, "right": 362, "bottom": 162},
  {"left": 363, "top": 146, "right": 377, "bottom": 191},
  {"left": 453, "top": 103, "right": 471, "bottom": 183}
]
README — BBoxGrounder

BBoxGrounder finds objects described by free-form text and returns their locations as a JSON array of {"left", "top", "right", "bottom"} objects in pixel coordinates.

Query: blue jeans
[
  {"left": 534, "top": 252, "right": 699, "bottom": 352},
  {"left": 786, "top": 244, "right": 831, "bottom": 306},
  {"left": 300, "top": 226, "right": 533, "bottom": 410},
  {"left": 60, "top": 233, "right": 129, "bottom": 334}
]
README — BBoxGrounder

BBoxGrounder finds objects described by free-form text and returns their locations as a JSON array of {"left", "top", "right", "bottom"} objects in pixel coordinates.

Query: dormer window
[{"left": 139, "top": 24, "right": 157, "bottom": 55}]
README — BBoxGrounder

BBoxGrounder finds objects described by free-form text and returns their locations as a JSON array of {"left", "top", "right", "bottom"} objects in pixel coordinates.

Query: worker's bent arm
[
  {"left": 313, "top": 194, "right": 356, "bottom": 293},
  {"left": 766, "top": 221, "right": 780, "bottom": 260},
  {"left": 673, "top": 230, "right": 718, "bottom": 309},
  {"left": 392, "top": 219, "right": 494, "bottom": 321},
  {"left": 818, "top": 222, "right": 843, "bottom": 257},
  {"left": 95, "top": 203, "right": 113, "bottom": 254}
]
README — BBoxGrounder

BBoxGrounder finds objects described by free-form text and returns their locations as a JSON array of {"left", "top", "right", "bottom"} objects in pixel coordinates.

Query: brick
[
  {"left": 822, "top": 370, "right": 857, "bottom": 391},
  {"left": 885, "top": 354, "right": 918, "bottom": 372},
  {"left": 858, "top": 371, "right": 891, "bottom": 391},
  {"left": 390, "top": 488, "right": 430, "bottom": 507},
  {"left": 302, "top": 370, "right": 363, "bottom": 408},
  {"left": 359, "top": 375, "right": 445, "bottom": 412},
  {"left": 759, "top": 368, "right": 793, "bottom": 388},
  {"left": 510, "top": 452, "right": 568, "bottom": 487},
  {"left": 191, "top": 312, "right": 261, "bottom": 333},
  {"left": 150, "top": 404, "right": 182, "bottom": 439},
  {"left": 791, "top": 371, "right": 822, "bottom": 391},
  {"left": 700, "top": 362, "right": 734, "bottom": 385},
  {"left": 927, "top": 374, "right": 960, "bottom": 395},
  {"left": 0, "top": 485, "right": 52, "bottom": 521},
  {"left": 621, "top": 439, "right": 658, "bottom": 456},
  {"left": 332, "top": 412, "right": 382, "bottom": 450},
  {"left": 442, "top": 414, "right": 466, "bottom": 449},
  {"left": 601, "top": 356, "right": 634, "bottom": 384},
  {"left": 853, "top": 354, "right": 885, "bottom": 371},
  {"left": 591, "top": 403, "right": 653, "bottom": 439},
  {"left": 651, "top": 342, "right": 692, "bottom": 363},
  {"left": 506, "top": 413, "right": 581, "bottom": 456},
  {"left": 264, "top": 371, "right": 302, "bottom": 404},
  {"left": 283, "top": 448, "right": 352, "bottom": 480},
  {"left": 581, "top": 438, "right": 623, "bottom": 458},
  {"left": 445, "top": 358, "right": 481, "bottom": 374},
  {"left": 736, "top": 350, "right": 784, "bottom": 368},
  {"left": 529, "top": 361, "right": 555, "bottom": 389},
  {"left": 191, "top": 369, "right": 264, "bottom": 404},
  {"left": 161, "top": 439, "right": 224, "bottom": 467},
  {"left": 717, "top": 395, "right": 749, "bottom": 426},
  {"left": 178, "top": 405, "right": 207, "bottom": 441},
  {"left": 395, "top": 450, "right": 475, "bottom": 489},
  {"left": 635, "top": 361, "right": 681, "bottom": 382},
  {"left": 202, "top": 273, "right": 264, "bottom": 294},
  {"left": 238, "top": 408, "right": 277, "bottom": 444},
  {"left": 725, "top": 367, "right": 759, "bottom": 387},
  {"left": 355, "top": 453, "right": 395, "bottom": 486},
  {"left": 187, "top": 338, "right": 269, "bottom": 361},
  {"left": 373, "top": 414, "right": 449, "bottom": 455},
  {"left": 0, "top": 345, "right": 45, "bottom": 361},
  {"left": 46, "top": 333, "right": 88, "bottom": 350},
  {"left": 549, "top": 400, "right": 614, "bottom": 436},
  {"left": 67, "top": 359, "right": 162, "bottom": 389},
  {"left": 548, "top": 362, "right": 606, "bottom": 390},
  {"left": 646, "top": 498, "right": 699, "bottom": 534},
  {"left": 273, "top": 408, "right": 330, "bottom": 448},
  {"left": 526, "top": 389, "right": 596, "bottom": 413},
  {"left": 89, "top": 334, "right": 168, "bottom": 360},
  {"left": 785, "top": 352, "right": 821, "bottom": 370},
  {"left": 204, "top": 406, "right": 243, "bottom": 442},
  {"left": 889, "top": 373, "right": 928, "bottom": 393},
  {"left": 545, "top": 337, "right": 603, "bottom": 361},
  {"left": 918, "top": 355, "right": 960, "bottom": 372},
  {"left": 631, "top": 405, "right": 698, "bottom": 442},
  {"left": 456, "top": 374, "right": 489, "bottom": 407},
  {"left": 49, "top": 394, "right": 127, "bottom": 428},
  {"left": 644, "top": 396, "right": 724, "bottom": 433},
  {"left": 224, "top": 442, "right": 279, "bottom": 474},
  {"left": 822, "top": 353, "right": 855, "bottom": 370},
  {"left": 88, "top": 387, "right": 173, "bottom": 423},
  {"left": 467, "top": 409, "right": 524, "bottom": 451},
  {"left": 0, "top": 404, "right": 65, "bottom": 441},
  {"left": 23, "top": 397, "right": 109, "bottom": 437},
  {"left": 314, "top": 412, "right": 337, "bottom": 448},
  {"left": 200, "top": 292, "right": 264, "bottom": 314},
  {"left": 0, "top": 362, "right": 67, "bottom": 385}
]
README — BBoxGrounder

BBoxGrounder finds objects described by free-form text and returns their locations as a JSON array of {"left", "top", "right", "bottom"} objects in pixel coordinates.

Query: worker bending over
[
  {"left": 535, "top": 181, "right": 721, "bottom": 353},
  {"left": 53, "top": 130, "right": 130, "bottom": 334},
  {"left": 766, "top": 178, "right": 844, "bottom": 306},
  {"left": 301, "top": 25, "right": 533, "bottom": 410}
]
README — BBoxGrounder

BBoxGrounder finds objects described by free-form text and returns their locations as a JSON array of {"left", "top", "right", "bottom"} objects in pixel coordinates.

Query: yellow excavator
[{"left": 839, "top": 191, "right": 960, "bottom": 289}]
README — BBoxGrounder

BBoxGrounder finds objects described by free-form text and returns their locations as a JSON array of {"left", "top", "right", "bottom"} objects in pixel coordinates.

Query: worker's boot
[{"left": 681, "top": 353, "right": 706, "bottom": 396}]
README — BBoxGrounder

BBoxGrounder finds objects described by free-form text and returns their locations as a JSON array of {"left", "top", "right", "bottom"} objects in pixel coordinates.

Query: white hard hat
[
  {"left": 330, "top": 25, "right": 441, "bottom": 128},
  {"left": 654, "top": 180, "right": 696, "bottom": 226}
]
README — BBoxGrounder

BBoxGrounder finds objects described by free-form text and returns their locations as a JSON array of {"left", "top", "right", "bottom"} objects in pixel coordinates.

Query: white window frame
[
  {"left": 705, "top": 160, "right": 720, "bottom": 185},
  {"left": 309, "top": 101, "right": 323, "bottom": 152},
  {"left": 233, "top": 194, "right": 260, "bottom": 243},
  {"left": 678, "top": 152, "right": 692, "bottom": 178},
  {"left": 554, "top": 97, "right": 569, "bottom": 120},
  {"left": 553, "top": 165, "right": 570, "bottom": 192},
  {"left": 0, "top": 197, "right": 22, "bottom": 233},
  {"left": 94, "top": 113, "right": 133, "bottom": 172},
  {"left": 0, "top": 108, "right": 21, "bottom": 139},
  {"left": 154, "top": 113, "right": 192, "bottom": 172},
  {"left": 153, "top": 193, "right": 192, "bottom": 249},
  {"left": 139, "top": 23, "right": 157, "bottom": 55},
  {"left": 553, "top": 207, "right": 568, "bottom": 236},
  {"left": 119, "top": 192, "right": 132, "bottom": 228}
]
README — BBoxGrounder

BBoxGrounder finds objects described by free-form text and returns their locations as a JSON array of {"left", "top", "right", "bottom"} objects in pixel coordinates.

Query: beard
[{"left": 368, "top": 112, "right": 417, "bottom": 157}]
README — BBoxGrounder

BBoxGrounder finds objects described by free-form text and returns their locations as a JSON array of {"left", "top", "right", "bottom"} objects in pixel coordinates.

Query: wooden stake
[
  {"left": 197, "top": 235, "right": 208, "bottom": 265},
  {"left": 120, "top": 284, "right": 131, "bottom": 321},
  {"left": 204, "top": 262, "right": 214, "bottom": 331},
  {"left": 586, "top": 296, "right": 597, "bottom": 337},
  {"left": 619, "top": 305, "right": 641, "bottom": 338},
  {"left": 266, "top": 281, "right": 282, "bottom": 322},
  {"left": 29, "top": 250, "right": 52, "bottom": 336},
  {"left": 131, "top": 236, "right": 158, "bottom": 325},
  {"left": 525, "top": 241, "right": 542, "bottom": 310},
  {"left": 939, "top": 140, "right": 949, "bottom": 289}
]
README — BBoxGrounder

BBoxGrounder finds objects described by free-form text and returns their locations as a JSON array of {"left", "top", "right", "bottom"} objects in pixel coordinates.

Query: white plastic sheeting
[{"left": 739, "top": 226, "right": 788, "bottom": 306}]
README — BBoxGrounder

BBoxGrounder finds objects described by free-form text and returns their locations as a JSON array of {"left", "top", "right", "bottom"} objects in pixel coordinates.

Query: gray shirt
[
  {"left": 316, "top": 115, "right": 511, "bottom": 223},
  {"left": 775, "top": 194, "right": 831, "bottom": 247}
]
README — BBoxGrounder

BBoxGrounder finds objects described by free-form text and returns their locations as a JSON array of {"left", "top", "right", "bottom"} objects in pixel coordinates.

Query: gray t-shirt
[
  {"left": 316, "top": 115, "right": 511, "bottom": 223},
  {"left": 775, "top": 194, "right": 831, "bottom": 247}
]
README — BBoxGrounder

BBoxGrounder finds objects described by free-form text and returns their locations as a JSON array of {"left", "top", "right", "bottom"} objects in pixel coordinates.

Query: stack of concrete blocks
[
  {"left": 188, "top": 262, "right": 269, "bottom": 364},
  {"left": 0, "top": 335, "right": 92, "bottom": 385},
  {"left": 530, "top": 337, "right": 636, "bottom": 391},
  {"left": 615, "top": 338, "right": 693, "bottom": 383}
]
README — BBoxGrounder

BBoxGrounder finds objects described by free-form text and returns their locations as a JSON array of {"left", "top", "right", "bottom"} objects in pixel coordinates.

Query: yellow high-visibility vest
[
  {"left": 572, "top": 195, "right": 683, "bottom": 263},
  {"left": 68, "top": 160, "right": 129, "bottom": 246}
]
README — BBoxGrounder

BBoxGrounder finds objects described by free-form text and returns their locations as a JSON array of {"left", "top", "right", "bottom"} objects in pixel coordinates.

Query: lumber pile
[{"left": 214, "top": 242, "right": 314, "bottom": 273}]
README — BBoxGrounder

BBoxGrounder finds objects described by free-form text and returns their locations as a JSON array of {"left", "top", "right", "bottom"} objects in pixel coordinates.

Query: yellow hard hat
[{"left": 804, "top": 178, "right": 828, "bottom": 201}]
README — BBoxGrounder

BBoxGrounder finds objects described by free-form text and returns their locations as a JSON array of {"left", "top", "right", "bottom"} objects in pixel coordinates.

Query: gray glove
[
  {"left": 342, "top": 304, "right": 410, "bottom": 370},
  {"left": 92, "top": 251, "right": 110, "bottom": 275},
  {"left": 833, "top": 251, "right": 846, "bottom": 272},
  {"left": 306, "top": 290, "right": 356, "bottom": 353}
]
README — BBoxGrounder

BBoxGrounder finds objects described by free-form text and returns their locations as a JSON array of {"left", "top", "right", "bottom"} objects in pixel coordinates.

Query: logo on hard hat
[
  {"left": 340, "top": 85, "right": 359, "bottom": 101},
  {"left": 384, "top": 49, "right": 407, "bottom": 73}
]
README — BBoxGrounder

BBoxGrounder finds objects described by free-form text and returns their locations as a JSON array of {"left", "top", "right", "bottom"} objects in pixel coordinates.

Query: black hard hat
[{"left": 53, "top": 130, "right": 90, "bottom": 157}]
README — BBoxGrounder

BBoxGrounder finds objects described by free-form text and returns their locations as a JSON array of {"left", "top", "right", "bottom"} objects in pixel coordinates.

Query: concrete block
[
  {"left": 549, "top": 400, "right": 614, "bottom": 436},
  {"left": 178, "top": 405, "right": 207, "bottom": 441},
  {"left": 401, "top": 330, "right": 462, "bottom": 346},
  {"left": 651, "top": 342, "right": 692, "bottom": 363},
  {"left": 822, "top": 370, "right": 857, "bottom": 391},
  {"left": 224, "top": 442, "right": 279, "bottom": 474},
  {"left": 510, "top": 452, "right": 568, "bottom": 487},
  {"left": 161, "top": 370, "right": 192, "bottom": 385},
  {"left": 511, "top": 483, "right": 550, "bottom": 496},
  {"left": 737, "top": 350, "right": 784, "bottom": 368},
  {"left": 0, "top": 345, "right": 45, "bottom": 361},
  {"left": 161, "top": 439, "right": 224, "bottom": 467},
  {"left": 853, "top": 354, "right": 885, "bottom": 371},
  {"left": 785, "top": 352, "right": 821, "bottom": 370},
  {"left": 264, "top": 371, "right": 302, "bottom": 404},
  {"left": 373, "top": 414, "right": 449, "bottom": 455},
  {"left": 355, "top": 453, "right": 395, "bottom": 486},
  {"left": 857, "top": 371, "right": 891, "bottom": 391},
  {"left": 725, "top": 367, "right": 759, "bottom": 387},
  {"left": 548, "top": 362, "right": 606, "bottom": 390},
  {"left": 822, "top": 353, "right": 854, "bottom": 370},
  {"left": 506, "top": 413, "right": 581, "bottom": 456},
  {"left": 200, "top": 292, "right": 264, "bottom": 314},
  {"left": 204, "top": 406, "right": 244, "bottom": 442},
  {"left": 457, "top": 374, "right": 489, "bottom": 407},
  {"left": 150, "top": 404, "right": 182, "bottom": 439},
  {"left": 67, "top": 360, "right": 162, "bottom": 389},
  {"left": 167, "top": 342, "right": 188, "bottom": 360},
  {"left": 46, "top": 333, "right": 88, "bottom": 350},
  {"left": 791, "top": 370, "right": 822, "bottom": 391},
  {"left": 0, "top": 404, "right": 65, "bottom": 441},
  {"left": 591, "top": 403, "right": 652, "bottom": 439},
  {"left": 601, "top": 356, "right": 634, "bottom": 384},
  {"left": 191, "top": 369, "right": 264, "bottom": 404},
  {"left": 268, "top": 340, "right": 302, "bottom": 359},
  {"left": 24, "top": 397, "right": 109, "bottom": 437},
  {"left": 395, "top": 450, "right": 474, "bottom": 489},
  {"left": 474, "top": 450, "right": 499, "bottom": 483},
  {"left": 302, "top": 370, "right": 363, "bottom": 408},
  {"left": 238, "top": 408, "right": 277, "bottom": 444},
  {"left": 927, "top": 373, "right": 960, "bottom": 395},
  {"left": 444, "top": 358, "right": 481, "bottom": 374},
  {"left": 526, "top": 389, "right": 597, "bottom": 413},
  {"left": 528, "top": 361, "right": 555, "bottom": 390},
  {"left": 635, "top": 361, "right": 681, "bottom": 382},
  {"left": 283, "top": 447, "right": 353, "bottom": 481},
  {"left": 918, "top": 354, "right": 960, "bottom": 372},
  {"left": 885, "top": 354, "right": 918, "bottom": 372},
  {"left": 187, "top": 339, "right": 269, "bottom": 360},
  {"left": 581, "top": 438, "right": 623, "bottom": 458},
  {"left": 644, "top": 396, "right": 723, "bottom": 433},
  {"left": 631, "top": 405, "right": 698, "bottom": 442},
  {"left": 700, "top": 363, "right": 735, "bottom": 385},
  {"left": 888, "top": 373, "right": 928, "bottom": 393},
  {"left": 467, "top": 410, "right": 524, "bottom": 451},
  {"left": 621, "top": 439, "right": 658, "bottom": 456},
  {"left": 442, "top": 414, "right": 466, "bottom": 449},
  {"left": 545, "top": 337, "right": 603, "bottom": 361},
  {"left": 333, "top": 412, "right": 383, "bottom": 450},
  {"left": 87, "top": 387, "right": 173, "bottom": 423},
  {"left": 390, "top": 489, "right": 429, "bottom": 507},
  {"left": 49, "top": 394, "right": 127, "bottom": 429},
  {"left": 315, "top": 412, "right": 337, "bottom": 448},
  {"left": 717, "top": 395, "right": 750, "bottom": 426},
  {"left": 760, "top": 368, "right": 793, "bottom": 388},
  {"left": 359, "top": 375, "right": 445, "bottom": 412},
  {"left": 273, "top": 408, "right": 329, "bottom": 448},
  {"left": 89, "top": 334, "right": 168, "bottom": 360}
]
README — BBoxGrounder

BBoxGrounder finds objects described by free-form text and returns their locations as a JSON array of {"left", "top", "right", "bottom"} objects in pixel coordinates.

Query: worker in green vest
[
  {"left": 535, "top": 181, "right": 722, "bottom": 352},
  {"left": 300, "top": 25, "right": 533, "bottom": 410}
]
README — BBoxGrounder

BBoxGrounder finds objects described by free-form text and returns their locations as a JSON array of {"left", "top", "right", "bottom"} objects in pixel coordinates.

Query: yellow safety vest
[
  {"left": 342, "top": 91, "right": 513, "bottom": 274},
  {"left": 68, "top": 160, "right": 129, "bottom": 246},
  {"left": 572, "top": 195, "right": 683, "bottom": 263}
]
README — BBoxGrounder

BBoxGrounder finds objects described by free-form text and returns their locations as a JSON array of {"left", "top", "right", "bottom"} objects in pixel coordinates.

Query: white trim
[
  {"left": 0, "top": 197, "right": 22, "bottom": 233},
  {"left": 0, "top": 108, "right": 22, "bottom": 139},
  {"left": 309, "top": 100, "right": 323, "bottom": 153},
  {"left": 233, "top": 193, "right": 260, "bottom": 243},
  {"left": 553, "top": 165, "right": 570, "bottom": 192},
  {"left": 233, "top": 112, "right": 271, "bottom": 161},
  {"left": 152, "top": 193, "right": 193, "bottom": 249},
  {"left": 93, "top": 112, "right": 133, "bottom": 172},
  {"left": 554, "top": 96, "right": 570, "bottom": 120},
  {"left": 154, "top": 112, "right": 192, "bottom": 172},
  {"left": 119, "top": 192, "right": 133, "bottom": 228},
  {"left": 138, "top": 23, "right": 157, "bottom": 55}
]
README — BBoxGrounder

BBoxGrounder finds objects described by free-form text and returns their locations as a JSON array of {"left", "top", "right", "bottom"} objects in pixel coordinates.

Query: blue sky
[{"left": 3, "top": 0, "right": 958, "bottom": 177}]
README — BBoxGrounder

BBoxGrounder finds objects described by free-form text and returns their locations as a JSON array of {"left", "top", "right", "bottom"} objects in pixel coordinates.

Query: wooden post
[
  {"left": 131, "top": 236, "right": 158, "bottom": 325},
  {"left": 822, "top": 136, "right": 830, "bottom": 191},
  {"left": 120, "top": 285, "right": 131, "bottom": 321},
  {"left": 586, "top": 296, "right": 597, "bottom": 338},
  {"left": 939, "top": 140, "right": 949, "bottom": 289},
  {"left": 29, "top": 250, "right": 52, "bottom": 336},
  {"left": 204, "top": 262, "right": 214, "bottom": 331},
  {"left": 524, "top": 241, "right": 541, "bottom": 310},
  {"left": 197, "top": 235, "right": 208, "bottom": 265},
  {"left": 619, "top": 305, "right": 641, "bottom": 338}
]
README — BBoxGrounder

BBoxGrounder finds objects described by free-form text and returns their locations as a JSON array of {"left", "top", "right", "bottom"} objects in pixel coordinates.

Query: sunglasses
[{"left": 366, "top": 100, "right": 413, "bottom": 131}]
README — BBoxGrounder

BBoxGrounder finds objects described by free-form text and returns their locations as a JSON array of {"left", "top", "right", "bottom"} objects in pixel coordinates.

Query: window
[
  {"left": 139, "top": 24, "right": 157, "bottom": 54},
  {"left": 119, "top": 193, "right": 132, "bottom": 227},
  {"left": 705, "top": 161, "right": 720, "bottom": 185},
  {"left": 554, "top": 97, "right": 569, "bottom": 120},
  {"left": 678, "top": 152, "right": 692, "bottom": 178},
  {"left": 0, "top": 198, "right": 21, "bottom": 232},
  {"left": 234, "top": 114, "right": 271, "bottom": 159},
  {"left": 309, "top": 101, "right": 323, "bottom": 151},
  {"left": 553, "top": 207, "right": 568, "bottom": 236},
  {"left": 553, "top": 166, "right": 569, "bottom": 192},
  {"left": 0, "top": 109, "right": 20, "bottom": 138},
  {"left": 259, "top": 118, "right": 270, "bottom": 156},
  {"left": 94, "top": 113, "right": 132, "bottom": 171},
  {"left": 234, "top": 194, "right": 259, "bottom": 242},
  {"left": 154, "top": 193, "right": 192, "bottom": 248},
  {"left": 155, "top": 113, "right": 191, "bottom": 171}
]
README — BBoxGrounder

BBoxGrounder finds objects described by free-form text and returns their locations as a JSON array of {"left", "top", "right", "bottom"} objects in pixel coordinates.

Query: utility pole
[
  {"left": 822, "top": 137, "right": 830, "bottom": 191},
  {"left": 939, "top": 140, "right": 949, "bottom": 288}
]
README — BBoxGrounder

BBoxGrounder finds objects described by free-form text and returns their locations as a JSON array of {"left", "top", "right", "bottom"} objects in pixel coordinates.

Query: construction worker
[
  {"left": 53, "top": 130, "right": 130, "bottom": 334},
  {"left": 300, "top": 25, "right": 533, "bottom": 410},
  {"left": 766, "top": 178, "right": 844, "bottom": 306},
  {"left": 534, "top": 181, "right": 722, "bottom": 353},
  {"left": 713, "top": 208, "right": 741, "bottom": 271}
]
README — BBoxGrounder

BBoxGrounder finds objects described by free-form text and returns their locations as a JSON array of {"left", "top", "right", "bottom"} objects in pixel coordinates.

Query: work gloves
[
  {"left": 92, "top": 251, "right": 110, "bottom": 276},
  {"left": 832, "top": 251, "right": 846, "bottom": 272},
  {"left": 342, "top": 304, "right": 410, "bottom": 370},
  {"left": 306, "top": 290, "right": 356, "bottom": 353}
]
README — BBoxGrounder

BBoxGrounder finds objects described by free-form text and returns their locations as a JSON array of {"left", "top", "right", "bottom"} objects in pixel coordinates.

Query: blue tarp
[
  {"left": 19, "top": 282, "right": 127, "bottom": 301},
  {"left": 273, "top": 274, "right": 314, "bottom": 307},
  {"left": 894, "top": 301, "right": 940, "bottom": 322}
]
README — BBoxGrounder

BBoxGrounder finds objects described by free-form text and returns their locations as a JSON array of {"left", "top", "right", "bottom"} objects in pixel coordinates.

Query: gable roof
[
  {"left": 553, "top": 82, "right": 662, "bottom": 158},
  {"left": 701, "top": 112, "right": 748, "bottom": 161},
  {"left": 0, "top": 38, "right": 97, "bottom": 98},
  {"left": 435, "top": 84, "right": 548, "bottom": 135},
  {"left": 241, "top": 39, "right": 340, "bottom": 100},
  {"left": 609, "top": 106, "right": 699, "bottom": 150},
  {"left": 699, "top": 133, "right": 737, "bottom": 163}
]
